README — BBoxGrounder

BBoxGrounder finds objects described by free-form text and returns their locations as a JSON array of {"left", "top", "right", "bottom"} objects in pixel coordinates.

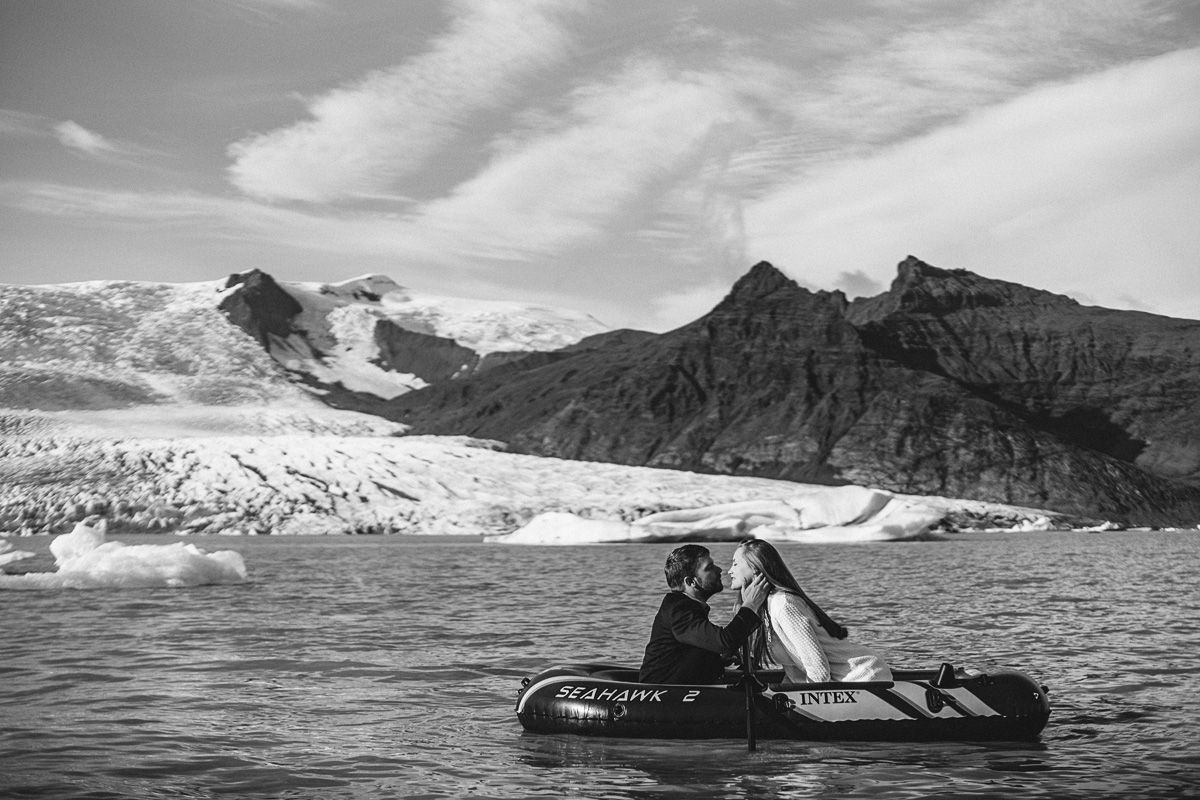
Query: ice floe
[
  {"left": 485, "top": 486, "right": 946, "bottom": 544},
  {"left": 1, "top": 518, "right": 246, "bottom": 590}
]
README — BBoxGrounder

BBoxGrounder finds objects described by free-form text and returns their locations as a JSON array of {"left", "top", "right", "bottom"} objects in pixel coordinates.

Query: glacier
[{"left": 1, "top": 410, "right": 1061, "bottom": 540}]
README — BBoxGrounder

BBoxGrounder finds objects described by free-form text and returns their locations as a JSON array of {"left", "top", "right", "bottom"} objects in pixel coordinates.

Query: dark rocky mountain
[
  {"left": 219, "top": 270, "right": 303, "bottom": 350},
  {"left": 851, "top": 258, "right": 1200, "bottom": 483},
  {"left": 385, "top": 257, "right": 1200, "bottom": 525}
]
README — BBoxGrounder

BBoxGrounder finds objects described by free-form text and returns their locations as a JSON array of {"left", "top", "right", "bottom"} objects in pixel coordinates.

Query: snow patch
[
  {"left": 276, "top": 302, "right": 427, "bottom": 399},
  {"left": 284, "top": 276, "right": 607, "bottom": 361}
]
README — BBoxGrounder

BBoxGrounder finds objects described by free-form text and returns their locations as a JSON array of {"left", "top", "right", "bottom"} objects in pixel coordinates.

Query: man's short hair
[{"left": 664, "top": 544, "right": 710, "bottom": 590}]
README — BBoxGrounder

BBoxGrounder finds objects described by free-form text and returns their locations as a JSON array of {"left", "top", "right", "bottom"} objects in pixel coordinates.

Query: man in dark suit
[{"left": 639, "top": 544, "right": 768, "bottom": 684}]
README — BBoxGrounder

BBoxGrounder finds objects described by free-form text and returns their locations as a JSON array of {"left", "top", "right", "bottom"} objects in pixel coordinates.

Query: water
[{"left": 2, "top": 531, "right": 1198, "bottom": 799}]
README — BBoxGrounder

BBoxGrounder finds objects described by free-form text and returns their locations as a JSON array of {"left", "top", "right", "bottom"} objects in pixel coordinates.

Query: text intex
[{"left": 789, "top": 690, "right": 860, "bottom": 705}]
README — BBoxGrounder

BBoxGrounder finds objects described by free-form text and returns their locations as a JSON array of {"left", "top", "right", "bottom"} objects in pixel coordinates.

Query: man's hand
[{"left": 740, "top": 574, "right": 770, "bottom": 613}]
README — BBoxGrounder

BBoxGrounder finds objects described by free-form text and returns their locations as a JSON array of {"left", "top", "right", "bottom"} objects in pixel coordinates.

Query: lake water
[{"left": 2, "top": 530, "right": 1198, "bottom": 799}]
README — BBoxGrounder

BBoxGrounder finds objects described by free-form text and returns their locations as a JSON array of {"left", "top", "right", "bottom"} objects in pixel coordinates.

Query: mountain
[
  {"left": 850, "top": 257, "right": 1200, "bottom": 482},
  {"left": 4, "top": 259, "right": 1199, "bottom": 531},
  {"left": 0, "top": 270, "right": 609, "bottom": 430},
  {"left": 217, "top": 270, "right": 608, "bottom": 415},
  {"left": 387, "top": 257, "right": 1200, "bottom": 525},
  {"left": 0, "top": 278, "right": 311, "bottom": 414}
]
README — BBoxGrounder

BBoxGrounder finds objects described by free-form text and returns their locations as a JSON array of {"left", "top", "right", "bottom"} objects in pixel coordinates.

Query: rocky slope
[
  {"left": 851, "top": 257, "right": 1200, "bottom": 484},
  {"left": 388, "top": 258, "right": 1200, "bottom": 525}
]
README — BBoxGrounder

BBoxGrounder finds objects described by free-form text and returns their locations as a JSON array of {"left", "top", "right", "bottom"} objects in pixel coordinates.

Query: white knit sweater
[{"left": 764, "top": 591, "right": 892, "bottom": 683}]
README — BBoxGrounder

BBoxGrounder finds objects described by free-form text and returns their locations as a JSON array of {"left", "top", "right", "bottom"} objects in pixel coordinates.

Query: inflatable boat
[{"left": 516, "top": 663, "right": 1050, "bottom": 741}]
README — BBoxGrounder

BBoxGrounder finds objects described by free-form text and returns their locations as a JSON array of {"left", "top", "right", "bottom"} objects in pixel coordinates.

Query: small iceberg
[
  {"left": 0, "top": 539, "right": 36, "bottom": 567},
  {"left": 0, "top": 518, "right": 247, "bottom": 589},
  {"left": 485, "top": 486, "right": 944, "bottom": 545}
]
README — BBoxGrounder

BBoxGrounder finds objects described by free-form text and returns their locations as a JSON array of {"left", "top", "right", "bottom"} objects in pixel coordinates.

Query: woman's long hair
[{"left": 733, "top": 538, "right": 848, "bottom": 669}]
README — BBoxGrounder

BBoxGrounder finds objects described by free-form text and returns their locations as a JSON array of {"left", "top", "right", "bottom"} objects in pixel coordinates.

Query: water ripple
[{"left": 1, "top": 531, "right": 1198, "bottom": 798}]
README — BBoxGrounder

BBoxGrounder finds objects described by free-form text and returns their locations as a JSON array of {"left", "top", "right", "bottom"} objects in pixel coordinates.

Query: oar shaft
[{"left": 743, "top": 642, "right": 757, "bottom": 752}]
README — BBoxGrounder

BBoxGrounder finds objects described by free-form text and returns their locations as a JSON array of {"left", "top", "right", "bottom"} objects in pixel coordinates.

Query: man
[{"left": 639, "top": 543, "right": 769, "bottom": 684}]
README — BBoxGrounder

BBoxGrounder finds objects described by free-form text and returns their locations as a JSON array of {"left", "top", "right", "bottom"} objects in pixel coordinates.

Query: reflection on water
[{"left": 1, "top": 531, "right": 1198, "bottom": 798}]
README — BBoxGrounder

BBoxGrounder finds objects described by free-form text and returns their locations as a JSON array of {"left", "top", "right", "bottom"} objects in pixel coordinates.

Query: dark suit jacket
[{"left": 638, "top": 591, "right": 760, "bottom": 684}]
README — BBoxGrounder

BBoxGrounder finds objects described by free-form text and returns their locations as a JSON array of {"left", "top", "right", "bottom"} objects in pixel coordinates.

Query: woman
[{"left": 730, "top": 538, "right": 891, "bottom": 683}]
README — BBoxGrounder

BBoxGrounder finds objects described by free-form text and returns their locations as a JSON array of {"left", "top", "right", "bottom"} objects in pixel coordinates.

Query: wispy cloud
[
  {"left": 54, "top": 121, "right": 121, "bottom": 157},
  {"left": 3, "top": 50, "right": 773, "bottom": 269},
  {"left": 0, "top": 109, "right": 46, "bottom": 138},
  {"left": 226, "top": 0, "right": 587, "bottom": 202},
  {"left": 226, "top": 0, "right": 325, "bottom": 9},
  {"left": 743, "top": 47, "right": 1200, "bottom": 313},
  {"left": 4, "top": 3, "right": 1198, "bottom": 327},
  {"left": 401, "top": 57, "right": 782, "bottom": 260},
  {"left": 835, "top": 271, "right": 884, "bottom": 299},
  {"left": 0, "top": 181, "right": 444, "bottom": 260},
  {"left": 648, "top": 279, "right": 733, "bottom": 332},
  {"left": 727, "top": 1, "right": 1186, "bottom": 170},
  {"left": 1, "top": 110, "right": 151, "bottom": 163}
]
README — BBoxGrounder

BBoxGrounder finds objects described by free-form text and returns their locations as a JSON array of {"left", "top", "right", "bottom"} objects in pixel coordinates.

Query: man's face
[{"left": 691, "top": 555, "right": 724, "bottom": 598}]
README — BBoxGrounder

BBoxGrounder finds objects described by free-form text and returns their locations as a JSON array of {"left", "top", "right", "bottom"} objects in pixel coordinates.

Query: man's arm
[{"left": 667, "top": 601, "right": 760, "bottom": 653}]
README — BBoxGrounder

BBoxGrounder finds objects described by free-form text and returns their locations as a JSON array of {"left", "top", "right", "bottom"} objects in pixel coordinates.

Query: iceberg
[
  {"left": 485, "top": 486, "right": 944, "bottom": 545},
  {"left": 485, "top": 513, "right": 641, "bottom": 545},
  {"left": 0, "top": 518, "right": 247, "bottom": 590},
  {"left": 0, "top": 539, "right": 36, "bottom": 567}
]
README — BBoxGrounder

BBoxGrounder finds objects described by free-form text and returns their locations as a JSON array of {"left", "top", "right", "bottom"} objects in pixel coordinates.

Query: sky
[{"left": 2, "top": 1, "right": 1199, "bottom": 332}]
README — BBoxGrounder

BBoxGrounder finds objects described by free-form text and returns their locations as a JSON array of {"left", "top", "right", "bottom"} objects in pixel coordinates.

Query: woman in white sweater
[{"left": 730, "top": 538, "right": 891, "bottom": 683}]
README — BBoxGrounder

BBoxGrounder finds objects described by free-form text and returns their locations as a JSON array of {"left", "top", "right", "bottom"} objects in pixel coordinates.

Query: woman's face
[{"left": 728, "top": 547, "right": 757, "bottom": 590}]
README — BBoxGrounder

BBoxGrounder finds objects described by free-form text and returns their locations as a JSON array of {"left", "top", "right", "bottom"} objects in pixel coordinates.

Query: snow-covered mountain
[
  {"left": 0, "top": 270, "right": 607, "bottom": 433},
  {"left": 1, "top": 279, "right": 293, "bottom": 410},
  {"left": 219, "top": 269, "right": 609, "bottom": 402}
]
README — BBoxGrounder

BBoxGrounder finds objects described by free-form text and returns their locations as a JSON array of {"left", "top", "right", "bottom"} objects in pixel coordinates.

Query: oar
[{"left": 742, "top": 641, "right": 757, "bottom": 752}]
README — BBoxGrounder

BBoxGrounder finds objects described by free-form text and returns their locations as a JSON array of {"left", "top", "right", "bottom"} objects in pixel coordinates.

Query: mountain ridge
[
  {"left": 3, "top": 256, "right": 1199, "bottom": 526},
  {"left": 386, "top": 257, "right": 1200, "bottom": 525}
]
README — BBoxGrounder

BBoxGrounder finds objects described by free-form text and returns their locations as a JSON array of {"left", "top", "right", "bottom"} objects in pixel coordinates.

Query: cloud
[
  {"left": 12, "top": 56, "right": 774, "bottom": 269},
  {"left": 400, "top": 56, "right": 786, "bottom": 262},
  {"left": 834, "top": 270, "right": 884, "bottom": 299},
  {"left": 54, "top": 121, "right": 120, "bottom": 157},
  {"left": 225, "top": 0, "right": 325, "bottom": 10},
  {"left": 734, "top": 1, "right": 1187, "bottom": 170},
  {"left": 1, "top": 180, "right": 464, "bottom": 265},
  {"left": 1, "top": 110, "right": 150, "bottom": 163},
  {"left": 226, "top": 0, "right": 586, "bottom": 202},
  {"left": 743, "top": 47, "right": 1200, "bottom": 315},
  {"left": 0, "top": 109, "right": 45, "bottom": 138},
  {"left": 648, "top": 280, "right": 732, "bottom": 332},
  {"left": 2, "top": 53, "right": 774, "bottom": 292}
]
